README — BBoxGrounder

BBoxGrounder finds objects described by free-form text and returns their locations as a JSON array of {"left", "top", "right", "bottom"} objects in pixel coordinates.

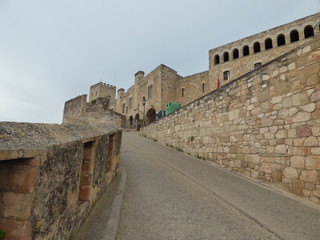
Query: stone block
[
  {"left": 300, "top": 170, "right": 320, "bottom": 184},
  {"left": 306, "top": 155, "right": 320, "bottom": 170},
  {"left": 291, "top": 92, "right": 308, "bottom": 106},
  {"left": 292, "top": 112, "right": 311, "bottom": 123},
  {"left": 260, "top": 102, "right": 273, "bottom": 113},
  {"left": 2, "top": 192, "right": 32, "bottom": 220},
  {"left": 296, "top": 126, "right": 312, "bottom": 138},
  {"left": 275, "top": 145, "right": 287, "bottom": 154},
  {"left": 312, "top": 109, "right": 320, "bottom": 119},
  {"left": 261, "top": 118, "right": 273, "bottom": 126},
  {"left": 292, "top": 179, "right": 305, "bottom": 189},
  {"left": 288, "top": 129, "right": 297, "bottom": 138},
  {"left": 282, "top": 97, "right": 292, "bottom": 107},
  {"left": 304, "top": 136, "right": 318, "bottom": 146},
  {"left": 313, "top": 190, "right": 320, "bottom": 198},
  {"left": 0, "top": 164, "right": 39, "bottom": 194},
  {"left": 283, "top": 167, "right": 298, "bottom": 179},
  {"left": 228, "top": 109, "right": 239, "bottom": 121},
  {"left": 311, "top": 126, "right": 320, "bottom": 136},
  {"left": 271, "top": 171, "right": 283, "bottom": 182},
  {"left": 290, "top": 156, "right": 305, "bottom": 169},
  {"left": 260, "top": 163, "right": 271, "bottom": 174},
  {"left": 311, "top": 148, "right": 320, "bottom": 155},
  {"left": 288, "top": 62, "right": 296, "bottom": 71},
  {"left": 311, "top": 91, "right": 320, "bottom": 102},
  {"left": 297, "top": 147, "right": 310, "bottom": 156},
  {"left": 302, "top": 189, "right": 311, "bottom": 197},
  {"left": 0, "top": 219, "right": 30, "bottom": 240},
  {"left": 275, "top": 129, "right": 287, "bottom": 139}
]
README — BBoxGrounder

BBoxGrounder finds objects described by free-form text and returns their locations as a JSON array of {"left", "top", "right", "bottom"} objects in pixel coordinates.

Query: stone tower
[{"left": 89, "top": 82, "right": 116, "bottom": 102}]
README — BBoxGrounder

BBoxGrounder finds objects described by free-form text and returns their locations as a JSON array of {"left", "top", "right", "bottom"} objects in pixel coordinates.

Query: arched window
[
  {"left": 223, "top": 52, "right": 229, "bottom": 62},
  {"left": 265, "top": 38, "right": 273, "bottom": 50},
  {"left": 290, "top": 30, "right": 299, "bottom": 42},
  {"left": 277, "top": 34, "right": 286, "bottom": 46},
  {"left": 233, "top": 49, "right": 239, "bottom": 59},
  {"left": 181, "top": 88, "right": 185, "bottom": 97},
  {"left": 253, "top": 42, "right": 261, "bottom": 53},
  {"left": 243, "top": 45, "right": 249, "bottom": 56},
  {"left": 202, "top": 83, "right": 205, "bottom": 93},
  {"left": 214, "top": 55, "right": 220, "bottom": 64},
  {"left": 304, "top": 25, "right": 314, "bottom": 38}
]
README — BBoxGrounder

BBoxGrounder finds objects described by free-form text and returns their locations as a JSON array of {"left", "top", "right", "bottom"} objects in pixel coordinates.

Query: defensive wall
[
  {"left": 142, "top": 36, "right": 320, "bottom": 204},
  {"left": 0, "top": 122, "right": 122, "bottom": 240},
  {"left": 108, "top": 13, "right": 319, "bottom": 128},
  {"left": 63, "top": 94, "right": 125, "bottom": 128},
  {"left": 208, "top": 13, "right": 320, "bottom": 90}
]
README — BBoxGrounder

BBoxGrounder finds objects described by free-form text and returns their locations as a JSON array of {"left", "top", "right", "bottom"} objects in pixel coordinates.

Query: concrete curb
[{"left": 103, "top": 165, "right": 127, "bottom": 240}]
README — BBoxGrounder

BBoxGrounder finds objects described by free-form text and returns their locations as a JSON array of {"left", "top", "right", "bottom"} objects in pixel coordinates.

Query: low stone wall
[
  {"left": 142, "top": 36, "right": 320, "bottom": 204},
  {"left": 0, "top": 122, "right": 122, "bottom": 240}
]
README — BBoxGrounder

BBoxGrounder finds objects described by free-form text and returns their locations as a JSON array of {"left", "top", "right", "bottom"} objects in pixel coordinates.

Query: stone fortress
[{"left": 90, "top": 13, "right": 319, "bottom": 130}]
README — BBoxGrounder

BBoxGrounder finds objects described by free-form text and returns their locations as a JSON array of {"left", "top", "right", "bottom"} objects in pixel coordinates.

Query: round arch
[
  {"left": 129, "top": 116, "right": 133, "bottom": 127},
  {"left": 304, "top": 25, "right": 314, "bottom": 38},
  {"left": 146, "top": 108, "right": 156, "bottom": 125}
]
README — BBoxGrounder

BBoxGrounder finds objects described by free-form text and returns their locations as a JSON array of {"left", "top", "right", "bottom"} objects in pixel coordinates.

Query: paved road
[{"left": 117, "top": 132, "right": 320, "bottom": 240}]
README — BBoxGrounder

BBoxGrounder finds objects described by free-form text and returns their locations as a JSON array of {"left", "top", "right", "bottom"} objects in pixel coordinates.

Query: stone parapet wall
[
  {"left": 142, "top": 36, "right": 320, "bottom": 204},
  {"left": 0, "top": 122, "right": 122, "bottom": 240}
]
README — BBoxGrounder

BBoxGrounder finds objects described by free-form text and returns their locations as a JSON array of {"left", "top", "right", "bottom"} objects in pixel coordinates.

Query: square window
[{"left": 223, "top": 71, "right": 230, "bottom": 81}]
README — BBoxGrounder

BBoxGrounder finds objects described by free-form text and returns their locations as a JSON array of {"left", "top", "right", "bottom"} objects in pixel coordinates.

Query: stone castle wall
[
  {"left": 0, "top": 122, "right": 122, "bottom": 240},
  {"left": 209, "top": 13, "right": 319, "bottom": 90},
  {"left": 63, "top": 95, "right": 125, "bottom": 128},
  {"left": 109, "top": 13, "right": 319, "bottom": 125},
  {"left": 142, "top": 36, "right": 320, "bottom": 204},
  {"left": 175, "top": 71, "right": 209, "bottom": 106}
]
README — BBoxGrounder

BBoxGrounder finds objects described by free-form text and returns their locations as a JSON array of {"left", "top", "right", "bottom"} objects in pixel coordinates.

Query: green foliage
[
  {"left": 0, "top": 229, "right": 6, "bottom": 239},
  {"left": 190, "top": 136, "right": 195, "bottom": 141}
]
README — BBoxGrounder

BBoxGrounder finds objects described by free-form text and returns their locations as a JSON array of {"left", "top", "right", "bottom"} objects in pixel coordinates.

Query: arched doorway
[
  {"left": 129, "top": 116, "right": 133, "bottom": 127},
  {"left": 135, "top": 113, "right": 141, "bottom": 131},
  {"left": 146, "top": 108, "right": 156, "bottom": 125}
]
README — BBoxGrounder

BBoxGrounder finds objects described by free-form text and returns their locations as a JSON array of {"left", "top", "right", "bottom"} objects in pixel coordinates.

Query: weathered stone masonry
[
  {"left": 0, "top": 122, "right": 122, "bottom": 240},
  {"left": 142, "top": 36, "right": 320, "bottom": 204}
]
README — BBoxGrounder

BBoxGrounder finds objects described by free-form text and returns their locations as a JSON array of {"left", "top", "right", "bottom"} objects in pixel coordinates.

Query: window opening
[
  {"left": 181, "top": 88, "right": 185, "bottom": 97},
  {"left": 277, "top": 34, "right": 286, "bottom": 46},
  {"left": 253, "top": 42, "right": 261, "bottom": 53},
  {"left": 243, "top": 45, "right": 249, "bottom": 56},
  {"left": 223, "top": 52, "right": 229, "bottom": 62},
  {"left": 290, "top": 30, "right": 299, "bottom": 42},
  {"left": 214, "top": 55, "right": 220, "bottom": 64},
  {"left": 233, "top": 49, "right": 239, "bottom": 59},
  {"left": 265, "top": 38, "right": 273, "bottom": 50},
  {"left": 223, "top": 71, "right": 230, "bottom": 81},
  {"left": 148, "top": 84, "right": 153, "bottom": 99},
  {"left": 202, "top": 83, "right": 205, "bottom": 93},
  {"left": 304, "top": 25, "right": 314, "bottom": 38}
]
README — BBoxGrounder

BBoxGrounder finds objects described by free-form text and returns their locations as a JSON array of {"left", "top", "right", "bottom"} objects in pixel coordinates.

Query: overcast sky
[{"left": 0, "top": 0, "right": 319, "bottom": 123}]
